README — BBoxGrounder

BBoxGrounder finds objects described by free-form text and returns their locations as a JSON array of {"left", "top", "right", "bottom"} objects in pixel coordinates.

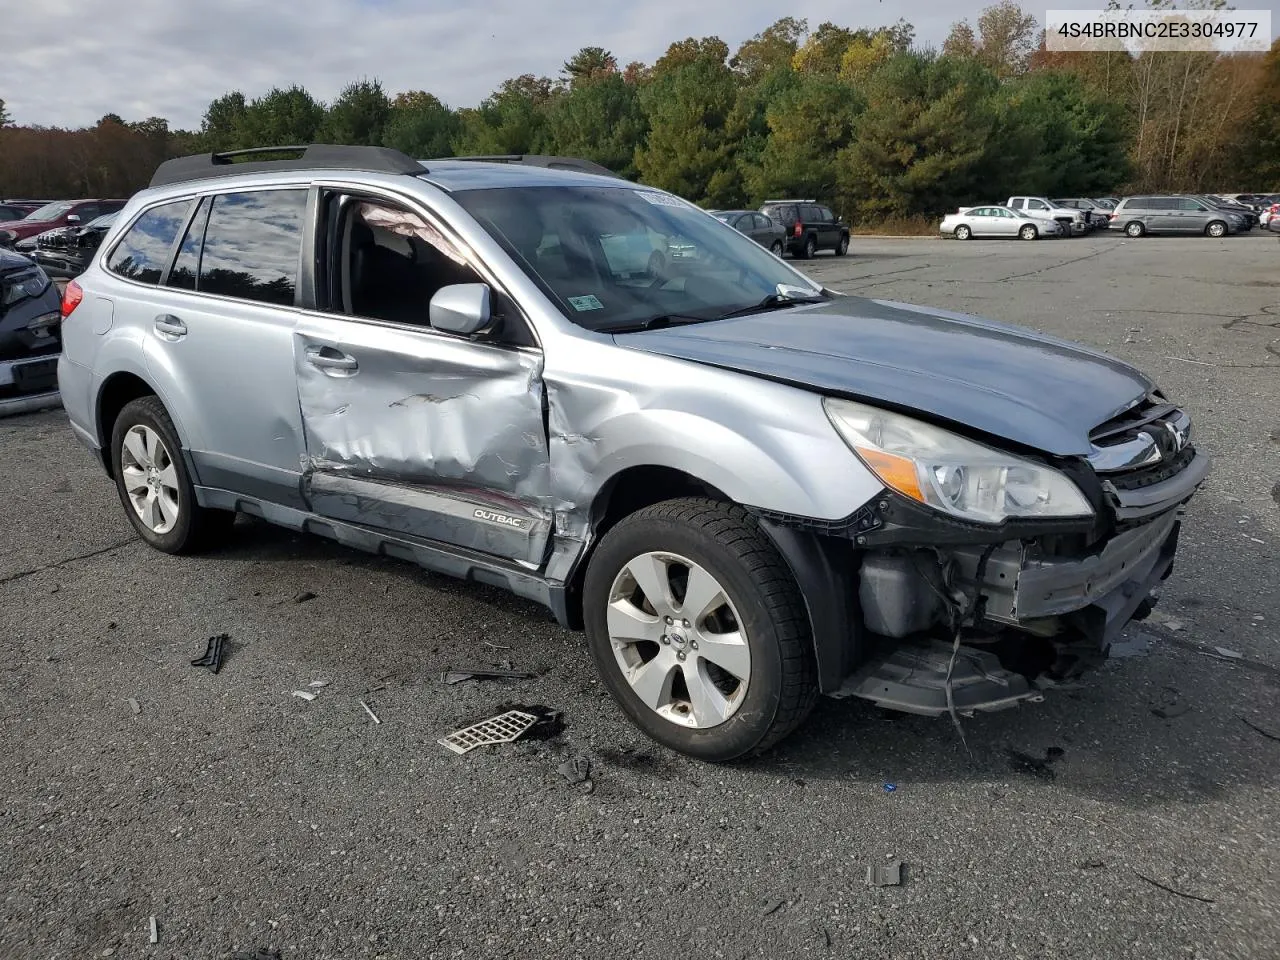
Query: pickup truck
[{"left": 1007, "top": 197, "right": 1088, "bottom": 236}]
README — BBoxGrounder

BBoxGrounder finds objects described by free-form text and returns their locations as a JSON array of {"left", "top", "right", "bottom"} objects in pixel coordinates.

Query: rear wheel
[
  {"left": 802, "top": 235, "right": 817, "bottom": 259},
  {"left": 836, "top": 234, "right": 849, "bottom": 256},
  {"left": 954, "top": 225, "right": 972, "bottom": 241},
  {"left": 1206, "top": 220, "right": 1227, "bottom": 238},
  {"left": 110, "top": 396, "right": 234, "bottom": 554},
  {"left": 1125, "top": 221, "right": 1145, "bottom": 238},
  {"left": 1019, "top": 224, "right": 1039, "bottom": 241},
  {"left": 583, "top": 498, "right": 817, "bottom": 762}
]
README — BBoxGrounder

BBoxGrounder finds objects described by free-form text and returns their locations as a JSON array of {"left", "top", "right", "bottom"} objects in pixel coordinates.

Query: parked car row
[
  {"left": 15, "top": 212, "right": 119, "bottom": 278},
  {"left": 712, "top": 200, "right": 851, "bottom": 259},
  {"left": 0, "top": 243, "right": 63, "bottom": 415},
  {"left": 0, "top": 198, "right": 127, "bottom": 248}
]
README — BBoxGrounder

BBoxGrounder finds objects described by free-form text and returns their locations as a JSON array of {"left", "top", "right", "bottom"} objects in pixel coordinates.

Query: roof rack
[
  {"left": 150, "top": 144, "right": 425, "bottom": 188},
  {"left": 432, "top": 154, "right": 621, "bottom": 178},
  {"left": 762, "top": 198, "right": 816, "bottom": 203}
]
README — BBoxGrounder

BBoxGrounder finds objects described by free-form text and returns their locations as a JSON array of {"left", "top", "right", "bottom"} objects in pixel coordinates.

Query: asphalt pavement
[{"left": 2, "top": 228, "right": 1278, "bottom": 960}]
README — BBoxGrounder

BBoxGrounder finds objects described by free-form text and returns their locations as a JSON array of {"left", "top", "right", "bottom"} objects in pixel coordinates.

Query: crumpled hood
[{"left": 615, "top": 295, "right": 1153, "bottom": 456}]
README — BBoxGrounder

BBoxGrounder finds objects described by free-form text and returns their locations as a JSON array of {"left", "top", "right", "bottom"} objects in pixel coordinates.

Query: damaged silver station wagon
[{"left": 57, "top": 146, "right": 1210, "bottom": 761}]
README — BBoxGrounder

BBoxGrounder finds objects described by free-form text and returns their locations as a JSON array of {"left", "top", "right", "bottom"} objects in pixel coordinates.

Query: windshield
[
  {"left": 23, "top": 201, "right": 74, "bottom": 222},
  {"left": 86, "top": 213, "right": 117, "bottom": 229},
  {"left": 452, "top": 185, "right": 821, "bottom": 332}
]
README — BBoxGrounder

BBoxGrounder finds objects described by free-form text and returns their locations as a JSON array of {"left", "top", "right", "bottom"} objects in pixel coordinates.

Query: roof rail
[
  {"left": 150, "top": 144, "right": 425, "bottom": 188},
  {"left": 762, "top": 198, "right": 816, "bottom": 203},
  {"left": 434, "top": 154, "right": 622, "bottom": 178}
]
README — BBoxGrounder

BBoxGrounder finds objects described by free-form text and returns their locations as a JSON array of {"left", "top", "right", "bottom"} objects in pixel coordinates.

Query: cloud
[{"left": 3, "top": 0, "right": 974, "bottom": 129}]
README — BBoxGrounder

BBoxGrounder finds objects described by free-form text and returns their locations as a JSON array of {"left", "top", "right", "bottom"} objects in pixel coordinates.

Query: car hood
[
  {"left": 616, "top": 296, "right": 1153, "bottom": 456},
  {"left": 0, "top": 245, "right": 37, "bottom": 274}
]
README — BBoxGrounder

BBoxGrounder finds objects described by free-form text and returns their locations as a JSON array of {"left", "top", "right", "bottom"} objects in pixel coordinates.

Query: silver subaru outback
[{"left": 57, "top": 145, "right": 1210, "bottom": 761}]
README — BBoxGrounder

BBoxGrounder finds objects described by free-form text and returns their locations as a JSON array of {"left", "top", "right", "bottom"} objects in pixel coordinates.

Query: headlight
[{"left": 824, "top": 398, "right": 1094, "bottom": 524}]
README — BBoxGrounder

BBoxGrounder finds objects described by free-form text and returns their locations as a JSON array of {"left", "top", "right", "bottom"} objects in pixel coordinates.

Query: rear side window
[
  {"left": 105, "top": 199, "right": 194, "bottom": 284},
  {"left": 762, "top": 204, "right": 795, "bottom": 223},
  {"left": 198, "top": 190, "right": 307, "bottom": 306},
  {"left": 818, "top": 206, "right": 835, "bottom": 221}
]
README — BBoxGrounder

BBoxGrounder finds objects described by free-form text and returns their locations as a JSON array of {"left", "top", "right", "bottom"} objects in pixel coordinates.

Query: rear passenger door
[
  {"left": 292, "top": 187, "right": 552, "bottom": 567},
  {"left": 127, "top": 188, "right": 312, "bottom": 506}
]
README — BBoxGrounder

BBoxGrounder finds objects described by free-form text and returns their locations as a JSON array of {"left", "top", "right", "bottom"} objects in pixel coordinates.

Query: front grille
[{"left": 1107, "top": 443, "right": 1196, "bottom": 490}]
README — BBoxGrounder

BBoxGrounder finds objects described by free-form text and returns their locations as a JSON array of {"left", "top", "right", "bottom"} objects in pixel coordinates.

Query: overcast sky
[
  {"left": 4, "top": 0, "right": 1003, "bottom": 130},
  {"left": 5, "top": 0, "right": 1277, "bottom": 130}
]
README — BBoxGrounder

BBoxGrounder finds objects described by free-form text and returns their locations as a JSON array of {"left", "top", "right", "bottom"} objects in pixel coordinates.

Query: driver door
[{"left": 294, "top": 189, "right": 552, "bottom": 567}]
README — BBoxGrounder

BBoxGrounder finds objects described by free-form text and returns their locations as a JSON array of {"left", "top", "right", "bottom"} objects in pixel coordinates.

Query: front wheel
[
  {"left": 836, "top": 234, "right": 849, "bottom": 256},
  {"left": 1125, "top": 221, "right": 1145, "bottom": 238},
  {"left": 583, "top": 498, "right": 817, "bottom": 762},
  {"left": 1019, "top": 224, "right": 1039, "bottom": 241},
  {"left": 954, "top": 224, "right": 972, "bottom": 241},
  {"left": 770, "top": 240, "right": 783, "bottom": 257},
  {"left": 1206, "top": 220, "right": 1227, "bottom": 238},
  {"left": 110, "top": 396, "right": 234, "bottom": 553}
]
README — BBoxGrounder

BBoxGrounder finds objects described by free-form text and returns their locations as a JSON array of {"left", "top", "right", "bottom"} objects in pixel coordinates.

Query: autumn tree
[
  {"left": 563, "top": 47, "right": 618, "bottom": 86},
  {"left": 237, "top": 86, "right": 326, "bottom": 147},
  {"left": 746, "top": 74, "right": 862, "bottom": 203},
  {"left": 730, "top": 18, "right": 808, "bottom": 81},
  {"left": 382, "top": 91, "right": 460, "bottom": 158},
  {"left": 542, "top": 74, "right": 646, "bottom": 177},
  {"left": 201, "top": 92, "right": 248, "bottom": 150},
  {"left": 1237, "top": 39, "right": 1280, "bottom": 185},
  {"left": 944, "top": 1, "right": 1039, "bottom": 79},
  {"left": 0, "top": 99, "right": 9, "bottom": 127},
  {"left": 454, "top": 75, "right": 557, "bottom": 154}
]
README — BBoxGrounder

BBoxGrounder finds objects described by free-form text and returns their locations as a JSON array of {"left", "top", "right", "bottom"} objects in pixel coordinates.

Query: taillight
[
  {"left": 61, "top": 279, "right": 83, "bottom": 318},
  {"left": 793, "top": 221, "right": 803, "bottom": 237}
]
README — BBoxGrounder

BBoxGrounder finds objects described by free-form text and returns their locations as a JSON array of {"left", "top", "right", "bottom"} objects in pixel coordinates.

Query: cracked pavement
[{"left": 2, "top": 230, "right": 1278, "bottom": 960}]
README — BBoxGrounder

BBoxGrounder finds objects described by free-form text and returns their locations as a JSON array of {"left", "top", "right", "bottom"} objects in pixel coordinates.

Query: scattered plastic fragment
[
  {"left": 291, "top": 690, "right": 318, "bottom": 702},
  {"left": 1077, "top": 860, "right": 1106, "bottom": 870},
  {"left": 127, "top": 698, "right": 140, "bottom": 715},
  {"left": 883, "top": 783, "right": 897, "bottom": 793},
  {"left": 439, "top": 710, "right": 539, "bottom": 754},
  {"left": 1240, "top": 717, "right": 1280, "bottom": 742},
  {"left": 482, "top": 641, "right": 512, "bottom": 651},
  {"left": 1213, "top": 647, "right": 1243, "bottom": 660},
  {"left": 190, "top": 634, "right": 228, "bottom": 674},
  {"left": 761, "top": 899, "right": 786, "bottom": 916},
  {"left": 866, "top": 861, "right": 903, "bottom": 886},
  {"left": 149, "top": 916, "right": 158, "bottom": 945},
  {"left": 557, "top": 756, "right": 592, "bottom": 786},
  {"left": 308, "top": 680, "right": 330, "bottom": 688},
  {"left": 292, "top": 591, "right": 317, "bottom": 604},
  {"left": 441, "top": 667, "right": 536, "bottom": 685},
  {"left": 360, "top": 700, "right": 382, "bottom": 725},
  {"left": 1006, "top": 746, "right": 1064, "bottom": 781},
  {"left": 1133, "top": 869, "right": 1215, "bottom": 904},
  {"left": 1165, "top": 356, "right": 1213, "bottom": 366}
]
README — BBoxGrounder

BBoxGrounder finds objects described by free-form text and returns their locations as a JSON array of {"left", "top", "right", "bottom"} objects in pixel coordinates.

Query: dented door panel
[{"left": 294, "top": 314, "right": 552, "bottom": 566}]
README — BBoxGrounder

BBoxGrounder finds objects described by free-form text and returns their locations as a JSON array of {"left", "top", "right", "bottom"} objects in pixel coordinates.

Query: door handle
[
  {"left": 305, "top": 345, "right": 358, "bottom": 374},
  {"left": 154, "top": 315, "right": 186, "bottom": 340}
]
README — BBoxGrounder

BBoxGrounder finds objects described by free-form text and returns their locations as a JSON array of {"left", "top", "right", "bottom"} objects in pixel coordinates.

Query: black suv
[{"left": 759, "top": 200, "right": 850, "bottom": 259}]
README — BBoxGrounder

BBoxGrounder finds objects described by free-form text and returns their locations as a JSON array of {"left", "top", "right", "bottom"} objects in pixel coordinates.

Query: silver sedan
[{"left": 940, "top": 206, "right": 1063, "bottom": 241}]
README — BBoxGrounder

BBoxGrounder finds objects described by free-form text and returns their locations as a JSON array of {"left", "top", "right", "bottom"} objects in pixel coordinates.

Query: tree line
[{"left": 1, "top": 1, "right": 1277, "bottom": 225}]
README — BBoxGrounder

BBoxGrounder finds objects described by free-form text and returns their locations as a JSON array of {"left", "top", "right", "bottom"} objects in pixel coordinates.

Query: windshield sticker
[
  {"left": 636, "top": 191, "right": 684, "bottom": 208},
  {"left": 567, "top": 294, "right": 604, "bottom": 311}
]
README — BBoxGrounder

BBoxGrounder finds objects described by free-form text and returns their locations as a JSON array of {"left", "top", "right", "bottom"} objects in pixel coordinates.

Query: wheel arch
[{"left": 96, "top": 371, "right": 158, "bottom": 478}]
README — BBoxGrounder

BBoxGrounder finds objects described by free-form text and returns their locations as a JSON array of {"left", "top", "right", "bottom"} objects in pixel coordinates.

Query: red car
[{"left": 0, "top": 199, "right": 127, "bottom": 246}]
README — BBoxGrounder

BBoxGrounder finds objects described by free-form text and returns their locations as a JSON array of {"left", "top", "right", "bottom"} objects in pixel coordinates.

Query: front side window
[
  {"left": 1028, "top": 200, "right": 1048, "bottom": 210},
  {"left": 819, "top": 206, "right": 835, "bottom": 221},
  {"left": 105, "top": 199, "right": 194, "bottom": 284},
  {"left": 198, "top": 190, "right": 306, "bottom": 306},
  {"left": 1179, "top": 198, "right": 1207, "bottom": 212},
  {"left": 454, "top": 185, "right": 823, "bottom": 333}
]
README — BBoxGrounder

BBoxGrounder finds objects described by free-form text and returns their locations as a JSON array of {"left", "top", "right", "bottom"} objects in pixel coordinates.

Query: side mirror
[
  {"left": 65, "top": 214, "right": 81, "bottom": 225},
  {"left": 429, "top": 283, "right": 491, "bottom": 336}
]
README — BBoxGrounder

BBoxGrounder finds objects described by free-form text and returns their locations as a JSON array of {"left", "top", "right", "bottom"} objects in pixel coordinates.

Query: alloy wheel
[
  {"left": 605, "top": 551, "right": 751, "bottom": 728},
  {"left": 120, "top": 424, "right": 180, "bottom": 534}
]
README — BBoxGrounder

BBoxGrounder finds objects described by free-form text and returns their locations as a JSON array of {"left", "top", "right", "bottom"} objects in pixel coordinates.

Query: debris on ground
[
  {"left": 360, "top": 700, "right": 381, "bottom": 725},
  {"left": 556, "top": 755, "right": 592, "bottom": 790},
  {"left": 1133, "top": 869, "right": 1215, "bottom": 904},
  {"left": 149, "top": 916, "right": 158, "bottom": 944},
  {"left": 291, "top": 690, "right": 318, "bottom": 702},
  {"left": 439, "top": 710, "right": 540, "bottom": 754},
  {"left": 190, "top": 634, "right": 228, "bottom": 674},
  {"left": 1201, "top": 646, "right": 1245, "bottom": 662},
  {"left": 292, "top": 591, "right": 317, "bottom": 604},
  {"left": 761, "top": 899, "right": 786, "bottom": 916},
  {"left": 1240, "top": 717, "right": 1280, "bottom": 742},
  {"left": 866, "top": 861, "right": 903, "bottom": 887},
  {"left": 489, "top": 703, "right": 565, "bottom": 742},
  {"left": 1165, "top": 356, "right": 1213, "bottom": 366},
  {"left": 441, "top": 667, "right": 536, "bottom": 685},
  {"left": 228, "top": 950, "right": 282, "bottom": 960},
  {"left": 1152, "top": 702, "right": 1191, "bottom": 719},
  {"left": 308, "top": 680, "right": 330, "bottom": 688},
  {"left": 1006, "top": 746, "right": 1065, "bottom": 781},
  {"left": 883, "top": 783, "right": 897, "bottom": 793},
  {"left": 126, "top": 698, "right": 140, "bottom": 715},
  {"left": 1077, "top": 860, "right": 1106, "bottom": 870}
]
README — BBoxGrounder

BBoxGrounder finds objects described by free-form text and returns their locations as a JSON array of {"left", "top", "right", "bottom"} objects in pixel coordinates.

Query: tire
[
  {"left": 583, "top": 498, "right": 817, "bottom": 762},
  {"left": 1125, "top": 221, "right": 1145, "bottom": 238},
  {"left": 836, "top": 234, "right": 849, "bottom": 256},
  {"left": 1019, "top": 224, "right": 1038, "bottom": 241},
  {"left": 802, "top": 235, "right": 817, "bottom": 259},
  {"left": 769, "top": 240, "right": 783, "bottom": 257},
  {"left": 110, "top": 395, "right": 234, "bottom": 554},
  {"left": 954, "top": 225, "right": 971, "bottom": 241},
  {"left": 1206, "top": 220, "right": 1227, "bottom": 238},
  {"left": 1057, "top": 220, "right": 1074, "bottom": 237}
]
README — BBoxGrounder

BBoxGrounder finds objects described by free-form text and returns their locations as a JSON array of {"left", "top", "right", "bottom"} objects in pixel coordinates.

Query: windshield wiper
[
  {"left": 607, "top": 313, "right": 713, "bottom": 333},
  {"left": 714, "top": 291, "right": 828, "bottom": 322}
]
